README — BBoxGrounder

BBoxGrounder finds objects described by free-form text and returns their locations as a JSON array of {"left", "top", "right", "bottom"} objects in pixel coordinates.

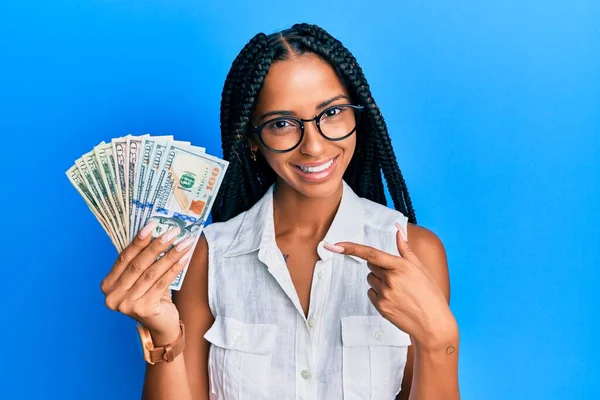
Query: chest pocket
[
  {"left": 204, "top": 316, "right": 278, "bottom": 400},
  {"left": 341, "top": 315, "right": 412, "bottom": 400}
]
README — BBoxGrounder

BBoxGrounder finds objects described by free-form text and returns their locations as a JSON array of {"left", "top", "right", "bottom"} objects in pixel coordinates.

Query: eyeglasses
[{"left": 250, "top": 104, "right": 365, "bottom": 153}]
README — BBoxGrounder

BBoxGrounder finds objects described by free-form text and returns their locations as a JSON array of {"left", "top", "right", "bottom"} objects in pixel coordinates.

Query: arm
[
  {"left": 398, "top": 223, "right": 459, "bottom": 400},
  {"left": 141, "top": 234, "right": 214, "bottom": 400},
  {"left": 325, "top": 222, "right": 461, "bottom": 400}
]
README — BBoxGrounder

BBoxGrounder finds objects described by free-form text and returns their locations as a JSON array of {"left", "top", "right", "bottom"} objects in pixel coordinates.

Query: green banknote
[{"left": 66, "top": 135, "right": 228, "bottom": 291}]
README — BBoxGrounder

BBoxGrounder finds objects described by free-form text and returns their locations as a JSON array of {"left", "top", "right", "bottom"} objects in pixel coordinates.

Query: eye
[
  {"left": 271, "top": 120, "right": 289, "bottom": 129},
  {"left": 266, "top": 118, "right": 297, "bottom": 131},
  {"left": 322, "top": 106, "right": 344, "bottom": 119}
]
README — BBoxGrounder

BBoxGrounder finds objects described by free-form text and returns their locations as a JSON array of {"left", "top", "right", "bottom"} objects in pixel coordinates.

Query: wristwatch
[{"left": 136, "top": 321, "right": 186, "bottom": 364}]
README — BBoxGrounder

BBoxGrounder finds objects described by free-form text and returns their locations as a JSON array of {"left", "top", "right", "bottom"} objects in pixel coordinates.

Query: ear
[{"left": 248, "top": 137, "right": 259, "bottom": 153}]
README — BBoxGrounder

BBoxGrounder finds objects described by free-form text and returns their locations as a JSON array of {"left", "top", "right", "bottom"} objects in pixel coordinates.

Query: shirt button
[
  {"left": 308, "top": 318, "right": 317, "bottom": 328},
  {"left": 300, "top": 369, "right": 311, "bottom": 380},
  {"left": 232, "top": 333, "right": 241, "bottom": 343},
  {"left": 317, "top": 270, "right": 326, "bottom": 279},
  {"left": 374, "top": 331, "right": 384, "bottom": 341}
]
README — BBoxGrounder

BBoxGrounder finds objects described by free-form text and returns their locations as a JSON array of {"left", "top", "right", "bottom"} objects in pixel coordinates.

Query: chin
[{"left": 293, "top": 179, "right": 343, "bottom": 199}]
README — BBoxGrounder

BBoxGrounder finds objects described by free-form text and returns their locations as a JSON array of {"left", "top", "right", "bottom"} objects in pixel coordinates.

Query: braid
[
  {"left": 213, "top": 33, "right": 272, "bottom": 222},
  {"left": 235, "top": 47, "right": 277, "bottom": 203},
  {"left": 212, "top": 23, "right": 417, "bottom": 225}
]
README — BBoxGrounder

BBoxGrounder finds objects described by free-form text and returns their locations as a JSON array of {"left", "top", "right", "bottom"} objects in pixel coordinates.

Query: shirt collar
[{"left": 223, "top": 180, "right": 364, "bottom": 262}]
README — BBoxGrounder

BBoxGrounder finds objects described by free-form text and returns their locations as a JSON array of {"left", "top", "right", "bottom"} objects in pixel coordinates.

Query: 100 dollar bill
[{"left": 146, "top": 144, "right": 228, "bottom": 290}]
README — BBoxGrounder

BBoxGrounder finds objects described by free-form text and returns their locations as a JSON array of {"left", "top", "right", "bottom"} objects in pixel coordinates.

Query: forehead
[{"left": 254, "top": 54, "right": 348, "bottom": 114}]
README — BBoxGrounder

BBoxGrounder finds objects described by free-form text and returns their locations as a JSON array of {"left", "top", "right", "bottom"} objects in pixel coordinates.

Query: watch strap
[{"left": 140, "top": 321, "right": 186, "bottom": 364}]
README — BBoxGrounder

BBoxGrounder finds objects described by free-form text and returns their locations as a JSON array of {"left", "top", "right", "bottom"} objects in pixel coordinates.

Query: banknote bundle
[{"left": 66, "top": 135, "right": 229, "bottom": 290}]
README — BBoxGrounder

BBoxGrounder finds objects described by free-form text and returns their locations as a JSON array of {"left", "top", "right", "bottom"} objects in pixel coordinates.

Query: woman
[{"left": 101, "top": 23, "right": 460, "bottom": 399}]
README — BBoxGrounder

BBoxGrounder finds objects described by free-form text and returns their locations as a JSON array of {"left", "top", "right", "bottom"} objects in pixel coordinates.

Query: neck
[{"left": 272, "top": 179, "right": 344, "bottom": 241}]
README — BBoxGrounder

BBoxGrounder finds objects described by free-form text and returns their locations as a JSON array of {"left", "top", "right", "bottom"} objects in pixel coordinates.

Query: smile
[
  {"left": 294, "top": 157, "right": 336, "bottom": 173},
  {"left": 292, "top": 156, "right": 339, "bottom": 182}
]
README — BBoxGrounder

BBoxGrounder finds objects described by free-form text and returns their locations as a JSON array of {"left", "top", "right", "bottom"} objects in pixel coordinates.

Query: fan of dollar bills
[{"left": 66, "top": 135, "right": 229, "bottom": 290}]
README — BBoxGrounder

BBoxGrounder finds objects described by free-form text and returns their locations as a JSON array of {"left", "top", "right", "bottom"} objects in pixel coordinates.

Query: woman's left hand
[{"left": 324, "top": 223, "right": 458, "bottom": 350}]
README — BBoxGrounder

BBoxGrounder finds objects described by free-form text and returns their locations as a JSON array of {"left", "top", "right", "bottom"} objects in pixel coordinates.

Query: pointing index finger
[{"left": 323, "top": 241, "right": 399, "bottom": 269}]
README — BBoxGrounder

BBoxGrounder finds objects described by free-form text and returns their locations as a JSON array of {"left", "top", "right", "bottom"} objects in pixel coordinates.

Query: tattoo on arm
[{"left": 446, "top": 346, "right": 456, "bottom": 355}]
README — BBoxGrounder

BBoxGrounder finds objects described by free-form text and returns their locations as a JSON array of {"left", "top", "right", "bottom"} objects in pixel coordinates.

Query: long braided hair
[{"left": 212, "top": 23, "right": 417, "bottom": 225}]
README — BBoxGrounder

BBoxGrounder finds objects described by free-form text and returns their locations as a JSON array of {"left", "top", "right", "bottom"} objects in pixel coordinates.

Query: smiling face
[{"left": 250, "top": 53, "right": 357, "bottom": 199}]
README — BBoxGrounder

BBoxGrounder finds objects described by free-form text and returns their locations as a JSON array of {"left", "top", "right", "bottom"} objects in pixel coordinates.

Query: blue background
[{"left": 1, "top": 0, "right": 598, "bottom": 399}]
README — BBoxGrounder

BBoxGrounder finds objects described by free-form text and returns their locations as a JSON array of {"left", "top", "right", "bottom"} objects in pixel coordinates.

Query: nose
[{"left": 299, "top": 119, "right": 327, "bottom": 157}]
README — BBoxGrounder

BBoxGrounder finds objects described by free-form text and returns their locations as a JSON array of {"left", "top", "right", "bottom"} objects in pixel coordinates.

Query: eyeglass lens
[{"left": 260, "top": 105, "right": 359, "bottom": 152}]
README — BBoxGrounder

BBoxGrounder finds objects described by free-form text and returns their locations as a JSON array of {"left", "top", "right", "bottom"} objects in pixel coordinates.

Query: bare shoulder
[
  {"left": 406, "top": 222, "right": 446, "bottom": 261},
  {"left": 406, "top": 223, "right": 451, "bottom": 302},
  {"left": 172, "top": 234, "right": 213, "bottom": 398}
]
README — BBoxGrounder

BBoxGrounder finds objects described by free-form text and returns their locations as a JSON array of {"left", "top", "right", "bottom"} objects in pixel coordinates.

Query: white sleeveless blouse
[{"left": 202, "top": 180, "right": 412, "bottom": 400}]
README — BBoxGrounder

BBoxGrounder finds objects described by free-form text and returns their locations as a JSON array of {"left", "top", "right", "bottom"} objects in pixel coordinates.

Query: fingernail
[
  {"left": 138, "top": 220, "right": 158, "bottom": 239},
  {"left": 161, "top": 226, "right": 181, "bottom": 243},
  {"left": 395, "top": 222, "right": 407, "bottom": 242},
  {"left": 175, "top": 236, "right": 194, "bottom": 251},
  {"left": 178, "top": 248, "right": 194, "bottom": 265},
  {"left": 323, "top": 241, "right": 345, "bottom": 254}
]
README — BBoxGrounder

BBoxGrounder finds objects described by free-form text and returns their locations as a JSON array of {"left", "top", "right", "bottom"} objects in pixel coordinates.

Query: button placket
[
  {"left": 307, "top": 258, "right": 333, "bottom": 339},
  {"left": 295, "top": 314, "right": 314, "bottom": 397}
]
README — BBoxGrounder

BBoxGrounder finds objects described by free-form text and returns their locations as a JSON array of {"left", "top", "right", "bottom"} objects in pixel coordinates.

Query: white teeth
[{"left": 298, "top": 158, "right": 334, "bottom": 173}]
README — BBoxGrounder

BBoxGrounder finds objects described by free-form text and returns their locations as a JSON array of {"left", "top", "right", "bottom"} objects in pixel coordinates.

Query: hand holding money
[
  {"left": 66, "top": 135, "right": 228, "bottom": 290},
  {"left": 100, "top": 220, "right": 193, "bottom": 340}
]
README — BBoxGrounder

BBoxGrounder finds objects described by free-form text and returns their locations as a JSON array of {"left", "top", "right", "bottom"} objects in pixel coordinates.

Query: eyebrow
[{"left": 257, "top": 94, "right": 350, "bottom": 122}]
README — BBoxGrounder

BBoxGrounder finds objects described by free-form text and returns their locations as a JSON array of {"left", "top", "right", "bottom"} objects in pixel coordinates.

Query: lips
[
  {"left": 293, "top": 156, "right": 338, "bottom": 172},
  {"left": 291, "top": 155, "right": 339, "bottom": 182}
]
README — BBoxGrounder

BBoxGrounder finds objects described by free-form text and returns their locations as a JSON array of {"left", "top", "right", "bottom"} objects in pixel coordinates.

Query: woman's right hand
[{"left": 100, "top": 221, "right": 195, "bottom": 339}]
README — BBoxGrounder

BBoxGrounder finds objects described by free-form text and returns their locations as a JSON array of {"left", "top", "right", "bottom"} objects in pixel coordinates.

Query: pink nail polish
[
  {"left": 178, "top": 248, "right": 194, "bottom": 265},
  {"left": 161, "top": 226, "right": 181, "bottom": 243},
  {"left": 395, "top": 222, "right": 407, "bottom": 242},
  {"left": 138, "top": 220, "right": 158, "bottom": 239},
  {"left": 323, "top": 241, "right": 345, "bottom": 254},
  {"left": 175, "top": 236, "right": 194, "bottom": 251}
]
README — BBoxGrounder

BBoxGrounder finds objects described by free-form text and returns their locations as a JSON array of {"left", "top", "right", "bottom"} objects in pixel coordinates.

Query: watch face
[
  {"left": 136, "top": 325, "right": 144, "bottom": 358},
  {"left": 136, "top": 324, "right": 154, "bottom": 363}
]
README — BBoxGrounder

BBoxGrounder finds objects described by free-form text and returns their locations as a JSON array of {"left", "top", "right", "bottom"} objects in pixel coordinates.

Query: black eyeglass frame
[{"left": 250, "top": 104, "right": 365, "bottom": 153}]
